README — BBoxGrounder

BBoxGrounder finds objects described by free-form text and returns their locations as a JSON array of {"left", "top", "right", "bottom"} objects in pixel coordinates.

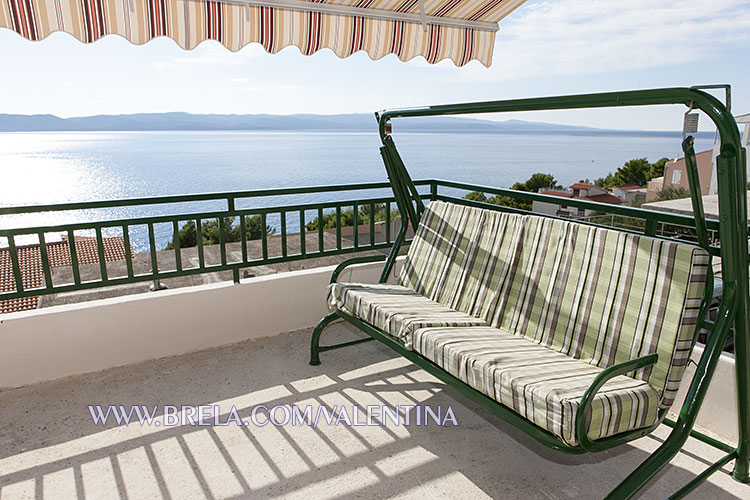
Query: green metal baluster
[
  {"left": 172, "top": 221, "right": 182, "bottom": 271},
  {"left": 196, "top": 218, "right": 205, "bottom": 269},
  {"left": 122, "top": 225, "right": 134, "bottom": 278},
  {"left": 369, "top": 202, "right": 375, "bottom": 247},
  {"left": 336, "top": 206, "right": 342, "bottom": 250},
  {"left": 353, "top": 202, "right": 359, "bottom": 249},
  {"left": 300, "top": 209, "right": 306, "bottom": 256},
  {"left": 95, "top": 227, "right": 108, "bottom": 282},
  {"left": 385, "top": 203, "right": 391, "bottom": 243},
  {"left": 318, "top": 208, "right": 324, "bottom": 253},
  {"left": 219, "top": 217, "right": 227, "bottom": 265},
  {"left": 7, "top": 235, "right": 23, "bottom": 294},
  {"left": 261, "top": 213, "right": 268, "bottom": 261},
  {"left": 37, "top": 232, "right": 52, "bottom": 289},
  {"left": 644, "top": 219, "right": 657, "bottom": 237},
  {"left": 67, "top": 230, "right": 81, "bottom": 285},
  {"left": 280, "top": 211, "right": 287, "bottom": 258},
  {"left": 240, "top": 215, "right": 248, "bottom": 263},
  {"left": 147, "top": 223, "right": 158, "bottom": 276}
]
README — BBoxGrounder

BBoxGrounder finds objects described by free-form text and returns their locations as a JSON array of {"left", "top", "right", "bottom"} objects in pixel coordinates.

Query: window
[{"left": 672, "top": 169, "right": 682, "bottom": 184}]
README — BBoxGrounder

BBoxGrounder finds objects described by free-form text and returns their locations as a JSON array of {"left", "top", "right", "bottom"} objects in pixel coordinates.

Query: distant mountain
[{"left": 0, "top": 112, "right": 709, "bottom": 137}]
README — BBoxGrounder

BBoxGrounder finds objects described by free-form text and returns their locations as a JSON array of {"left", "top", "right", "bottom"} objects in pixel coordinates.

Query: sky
[{"left": 0, "top": 0, "right": 748, "bottom": 131}]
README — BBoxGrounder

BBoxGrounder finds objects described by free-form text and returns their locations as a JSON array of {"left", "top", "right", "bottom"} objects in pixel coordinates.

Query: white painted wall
[
  {"left": 667, "top": 345, "right": 739, "bottom": 446},
  {"left": 0, "top": 261, "right": 392, "bottom": 389},
  {"left": 531, "top": 201, "right": 560, "bottom": 216}
]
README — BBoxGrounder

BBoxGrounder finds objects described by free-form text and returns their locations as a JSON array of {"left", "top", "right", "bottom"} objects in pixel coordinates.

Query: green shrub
[
  {"left": 166, "top": 215, "right": 275, "bottom": 250},
  {"left": 305, "top": 203, "right": 399, "bottom": 231}
]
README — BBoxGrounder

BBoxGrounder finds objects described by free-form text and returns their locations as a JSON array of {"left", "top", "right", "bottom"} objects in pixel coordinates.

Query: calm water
[{"left": 0, "top": 131, "right": 711, "bottom": 250}]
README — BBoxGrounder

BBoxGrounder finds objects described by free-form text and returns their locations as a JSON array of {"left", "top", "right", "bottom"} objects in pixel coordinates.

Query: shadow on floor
[{"left": 0, "top": 323, "right": 747, "bottom": 499}]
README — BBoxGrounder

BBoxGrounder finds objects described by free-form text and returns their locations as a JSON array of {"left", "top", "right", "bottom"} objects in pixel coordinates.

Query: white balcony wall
[
  {"left": 0, "top": 260, "right": 393, "bottom": 389},
  {"left": 667, "top": 345, "right": 740, "bottom": 446}
]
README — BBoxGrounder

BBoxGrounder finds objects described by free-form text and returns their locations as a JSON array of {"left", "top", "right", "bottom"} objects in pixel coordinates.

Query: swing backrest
[{"left": 400, "top": 201, "right": 710, "bottom": 408}]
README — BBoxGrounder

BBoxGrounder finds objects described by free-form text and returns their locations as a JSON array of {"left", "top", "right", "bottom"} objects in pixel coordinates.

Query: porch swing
[{"left": 309, "top": 87, "right": 750, "bottom": 499}]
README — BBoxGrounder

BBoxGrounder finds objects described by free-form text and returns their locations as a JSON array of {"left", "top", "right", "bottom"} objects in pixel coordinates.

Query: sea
[{"left": 0, "top": 131, "right": 713, "bottom": 250}]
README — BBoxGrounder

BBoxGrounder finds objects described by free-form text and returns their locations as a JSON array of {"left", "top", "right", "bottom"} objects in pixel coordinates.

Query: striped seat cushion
[
  {"left": 327, "top": 283, "right": 486, "bottom": 348},
  {"left": 401, "top": 201, "right": 709, "bottom": 409},
  {"left": 413, "top": 326, "right": 660, "bottom": 447}
]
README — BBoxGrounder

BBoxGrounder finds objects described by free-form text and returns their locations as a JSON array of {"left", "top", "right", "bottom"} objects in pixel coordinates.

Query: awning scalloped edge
[{"left": 1, "top": 0, "right": 497, "bottom": 67}]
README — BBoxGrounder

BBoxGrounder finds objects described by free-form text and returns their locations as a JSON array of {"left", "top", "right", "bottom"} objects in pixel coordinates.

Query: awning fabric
[{"left": 0, "top": 0, "right": 525, "bottom": 67}]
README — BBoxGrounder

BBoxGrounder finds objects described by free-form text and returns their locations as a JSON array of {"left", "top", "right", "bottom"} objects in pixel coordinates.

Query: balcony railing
[{"left": 0, "top": 179, "right": 728, "bottom": 304}]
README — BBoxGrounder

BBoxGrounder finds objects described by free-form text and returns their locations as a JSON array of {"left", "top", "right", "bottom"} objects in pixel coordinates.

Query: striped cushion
[
  {"left": 401, "top": 201, "right": 708, "bottom": 409},
  {"left": 400, "top": 202, "right": 526, "bottom": 318},
  {"left": 413, "top": 326, "right": 660, "bottom": 447},
  {"left": 327, "top": 283, "right": 486, "bottom": 348}
]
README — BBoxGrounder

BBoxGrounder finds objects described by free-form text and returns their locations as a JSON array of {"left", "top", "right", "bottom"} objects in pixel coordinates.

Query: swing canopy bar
[{"left": 0, "top": 0, "right": 526, "bottom": 67}]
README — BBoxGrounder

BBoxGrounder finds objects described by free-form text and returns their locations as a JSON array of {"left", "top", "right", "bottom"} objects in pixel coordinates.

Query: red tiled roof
[
  {"left": 0, "top": 236, "right": 131, "bottom": 315},
  {"left": 569, "top": 182, "right": 594, "bottom": 189},
  {"left": 538, "top": 190, "right": 624, "bottom": 206},
  {"left": 613, "top": 184, "right": 642, "bottom": 191},
  {"left": 539, "top": 191, "right": 573, "bottom": 198},
  {"left": 575, "top": 193, "right": 626, "bottom": 205}
]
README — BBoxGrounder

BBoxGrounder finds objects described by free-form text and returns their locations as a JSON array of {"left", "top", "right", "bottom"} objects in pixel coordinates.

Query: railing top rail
[
  {"left": 432, "top": 179, "right": 727, "bottom": 231},
  {"left": 0, "top": 194, "right": 418, "bottom": 236},
  {"left": 0, "top": 180, "right": 433, "bottom": 216},
  {"left": 0, "top": 178, "right": 729, "bottom": 234}
]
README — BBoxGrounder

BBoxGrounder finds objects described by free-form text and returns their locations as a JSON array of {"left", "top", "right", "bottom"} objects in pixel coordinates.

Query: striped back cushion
[
  {"left": 400, "top": 202, "right": 525, "bottom": 315},
  {"left": 401, "top": 201, "right": 709, "bottom": 408}
]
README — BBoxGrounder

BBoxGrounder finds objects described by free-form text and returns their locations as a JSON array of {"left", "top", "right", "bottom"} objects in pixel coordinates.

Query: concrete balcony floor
[{"left": 0, "top": 323, "right": 748, "bottom": 500}]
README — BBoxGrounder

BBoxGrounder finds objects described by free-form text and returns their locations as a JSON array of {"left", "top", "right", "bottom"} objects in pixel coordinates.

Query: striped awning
[{"left": 0, "top": 0, "right": 526, "bottom": 67}]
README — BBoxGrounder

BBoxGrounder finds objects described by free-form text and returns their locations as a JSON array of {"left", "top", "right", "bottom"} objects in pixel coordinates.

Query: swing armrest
[
  {"left": 575, "top": 353, "right": 659, "bottom": 451},
  {"left": 330, "top": 254, "right": 387, "bottom": 284}
]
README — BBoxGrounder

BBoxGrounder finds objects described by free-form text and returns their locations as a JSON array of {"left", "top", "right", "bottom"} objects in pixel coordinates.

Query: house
[
  {"left": 611, "top": 184, "right": 647, "bottom": 205},
  {"left": 645, "top": 113, "right": 750, "bottom": 202},
  {"left": 533, "top": 181, "right": 626, "bottom": 218},
  {"left": 644, "top": 149, "right": 716, "bottom": 202},
  {"left": 646, "top": 113, "right": 750, "bottom": 202},
  {"left": 646, "top": 176, "right": 665, "bottom": 202},
  {"left": 612, "top": 184, "right": 641, "bottom": 200},
  {"left": 661, "top": 149, "right": 715, "bottom": 197}
]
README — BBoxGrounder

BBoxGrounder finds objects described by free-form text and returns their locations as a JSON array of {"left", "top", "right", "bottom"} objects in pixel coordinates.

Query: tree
[
  {"left": 463, "top": 172, "right": 561, "bottom": 211},
  {"left": 594, "top": 157, "right": 671, "bottom": 189},
  {"left": 594, "top": 172, "right": 617, "bottom": 188},
  {"left": 305, "top": 203, "right": 399, "bottom": 231},
  {"left": 515, "top": 173, "right": 561, "bottom": 193},
  {"left": 166, "top": 215, "right": 275, "bottom": 250},
  {"left": 648, "top": 157, "right": 669, "bottom": 181},
  {"left": 614, "top": 158, "right": 651, "bottom": 187},
  {"left": 463, "top": 191, "right": 488, "bottom": 203}
]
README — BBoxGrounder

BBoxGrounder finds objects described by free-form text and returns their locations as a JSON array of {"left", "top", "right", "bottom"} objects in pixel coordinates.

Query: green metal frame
[
  {"left": 0, "top": 182, "right": 431, "bottom": 300},
  {"left": 310, "top": 87, "right": 750, "bottom": 499},
  {"left": 2, "top": 177, "right": 726, "bottom": 302},
  {"left": 310, "top": 261, "right": 671, "bottom": 454}
]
